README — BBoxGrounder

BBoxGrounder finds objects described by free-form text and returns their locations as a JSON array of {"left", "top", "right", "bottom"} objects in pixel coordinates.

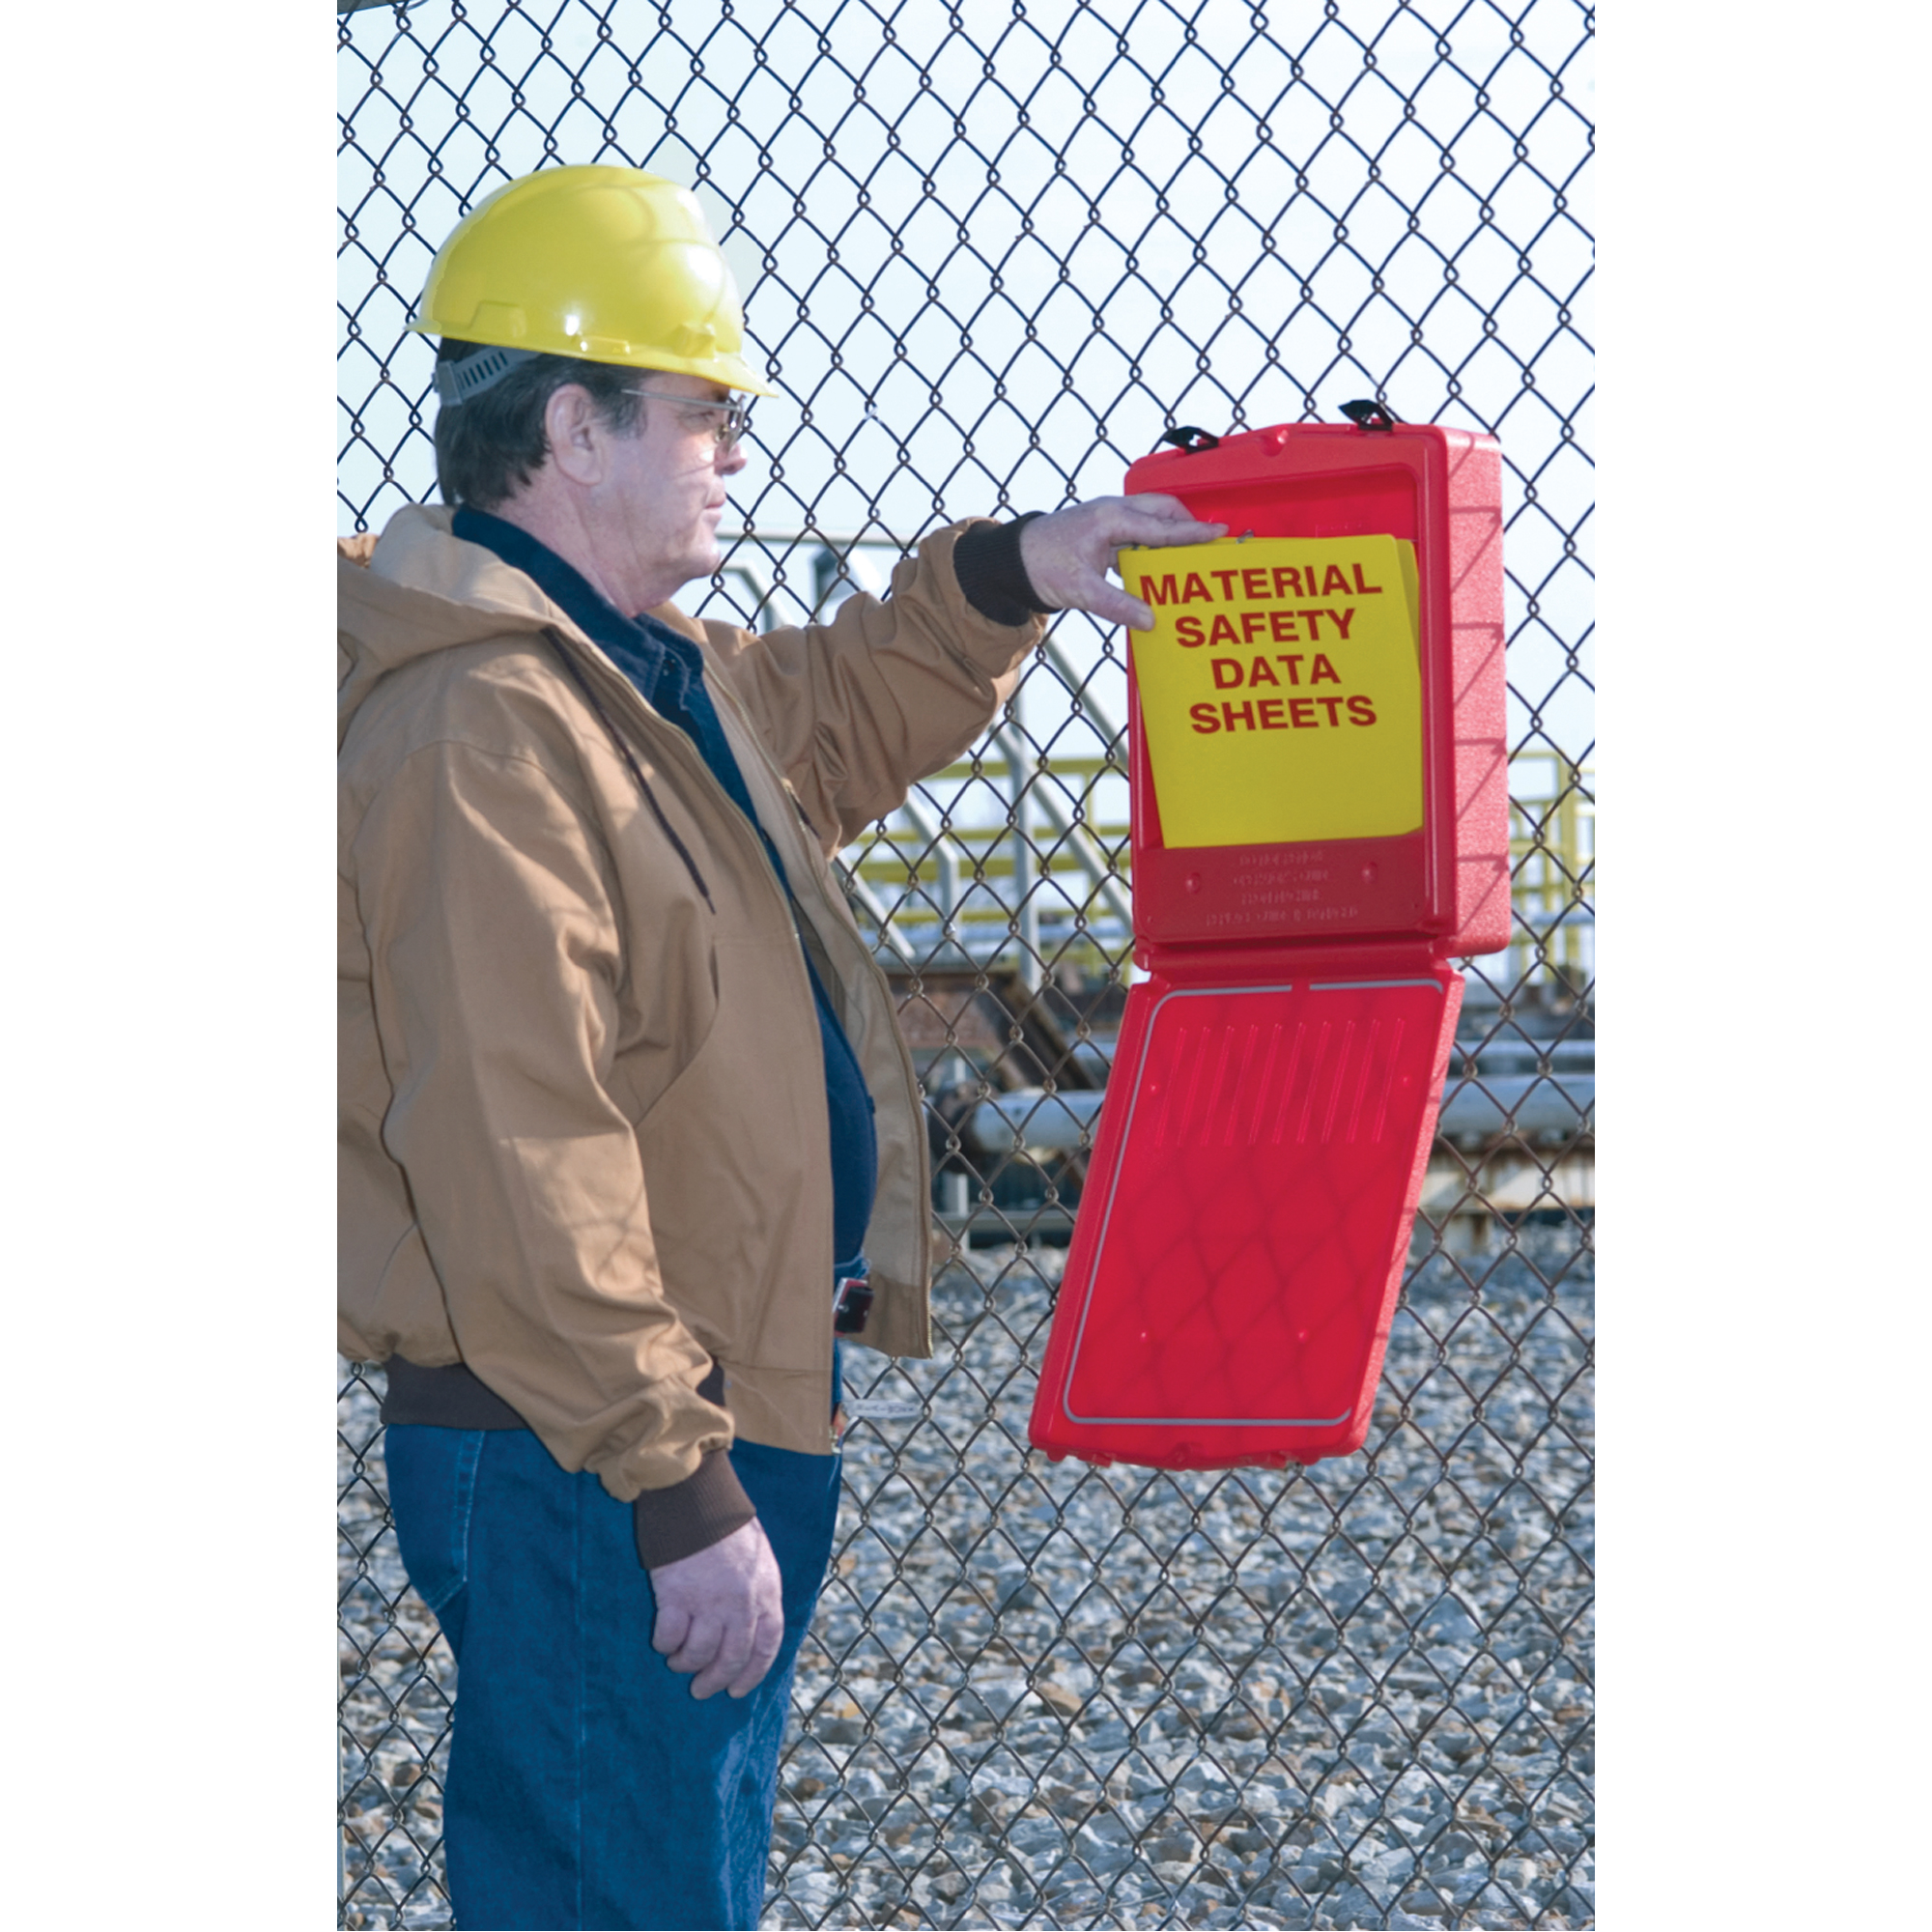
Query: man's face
[{"left": 595, "top": 371, "right": 750, "bottom": 610}]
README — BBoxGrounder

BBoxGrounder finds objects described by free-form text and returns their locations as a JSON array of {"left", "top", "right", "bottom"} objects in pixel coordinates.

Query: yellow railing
[
  {"left": 1506, "top": 749, "right": 1595, "bottom": 992},
  {"left": 843, "top": 748, "right": 1594, "bottom": 990}
]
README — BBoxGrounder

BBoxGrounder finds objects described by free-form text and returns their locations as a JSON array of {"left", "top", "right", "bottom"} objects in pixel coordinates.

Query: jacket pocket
[{"left": 384, "top": 1425, "right": 484, "bottom": 1655}]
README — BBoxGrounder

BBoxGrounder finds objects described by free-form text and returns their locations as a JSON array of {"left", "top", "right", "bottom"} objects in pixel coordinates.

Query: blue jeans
[{"left": 385, "top": 1420, "right": 841, "bottom": 1930}]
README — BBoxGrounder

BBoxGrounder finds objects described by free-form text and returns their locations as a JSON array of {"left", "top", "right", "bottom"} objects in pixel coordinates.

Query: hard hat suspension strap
[{"left": 433, "top": 343, "right": 543, "bottom": 407}]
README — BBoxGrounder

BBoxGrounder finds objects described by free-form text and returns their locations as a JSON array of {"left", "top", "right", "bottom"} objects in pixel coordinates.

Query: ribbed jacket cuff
[
  {"left": 633, "top": 1448, "right": 757, "bottom": 1570},
  {"left": 952, "top": 512, "right": 1054, "bottom": 625}
]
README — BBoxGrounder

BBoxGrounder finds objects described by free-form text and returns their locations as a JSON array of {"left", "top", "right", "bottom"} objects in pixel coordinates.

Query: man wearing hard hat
[{"left": 338, "top": 164, "right": 1220, "bottom": 1929}]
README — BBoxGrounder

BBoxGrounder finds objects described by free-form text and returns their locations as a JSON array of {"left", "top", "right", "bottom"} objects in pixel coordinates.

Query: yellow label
[{"left": 1122, "top": 534, "right": 1424, "bottom": 850}]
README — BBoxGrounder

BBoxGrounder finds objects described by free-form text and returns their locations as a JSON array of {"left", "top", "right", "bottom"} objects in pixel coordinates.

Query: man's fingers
[
  {"left": 687, "top": 1614, "right": 755, "bottom": 1700},
  {"left": 650, "top": 1603, "right": 692, "bottom": 1658},
  {"left": 1093, "top": 496, "right": 1227, "bottom": 549},
  {"left": 1108, "top": 496, "right": 1228, "bottom": 543},
  {"left": 1108, "top": 515, "right": 1228, "bottom": 554},
  {"left": 1123, "top": 491, "right": 1201, "bottom": 523},
  {"left": 663, "top": 1607, "right": 726, "bottom": 1680},
  {"left": 725, "top": 1607, "right": 785, "bottom": 1700},
  {"left": 1088, "top": 581, "right": 1157, "bottom": 631},
  {"left": 1037, "top": 559, "right": 1160, "bottom": 632}
]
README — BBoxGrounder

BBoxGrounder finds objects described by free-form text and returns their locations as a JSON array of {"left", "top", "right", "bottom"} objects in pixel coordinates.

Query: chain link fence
[{"left": 338, "top": 1, "right": 1593, "bottom": 1924}]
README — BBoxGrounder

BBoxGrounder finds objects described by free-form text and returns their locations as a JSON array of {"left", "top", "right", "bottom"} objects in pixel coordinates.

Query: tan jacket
[{"left": 339, "top": 505, "right": 1041, "bottom": 1500}]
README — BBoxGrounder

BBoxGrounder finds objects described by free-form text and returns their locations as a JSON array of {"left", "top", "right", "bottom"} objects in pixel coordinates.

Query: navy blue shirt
[{"left": 453, "top": 507, "right": 877, "bottom": 1269}]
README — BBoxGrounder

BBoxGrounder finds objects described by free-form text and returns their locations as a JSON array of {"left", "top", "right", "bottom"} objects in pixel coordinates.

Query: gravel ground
[{"left": 340, "top": 1222, "right": 1593, "bottom": 1930}]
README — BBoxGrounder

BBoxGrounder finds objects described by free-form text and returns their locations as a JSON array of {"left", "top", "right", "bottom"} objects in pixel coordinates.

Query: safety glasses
[{"left": 625, "top": 386, "right": 753, "bottom": 452}]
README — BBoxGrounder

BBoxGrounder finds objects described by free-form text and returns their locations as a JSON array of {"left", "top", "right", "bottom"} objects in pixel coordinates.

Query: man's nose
[{"left": 717, "top": 437, "right": 750, "bottom": 479}]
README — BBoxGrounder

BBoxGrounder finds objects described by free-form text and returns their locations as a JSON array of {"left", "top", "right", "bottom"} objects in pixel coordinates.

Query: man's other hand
[
  {"left": 1018, "top": 494, "right": 1229, "bottom": 631},
  {"left": 648, "top": 1518, "right": 784, "bottom": 1699}
]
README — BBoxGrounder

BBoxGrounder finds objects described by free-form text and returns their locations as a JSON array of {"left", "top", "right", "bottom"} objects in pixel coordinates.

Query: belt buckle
[{"left": 833, "top": 1274, "right": 873, "bottom": 1336}]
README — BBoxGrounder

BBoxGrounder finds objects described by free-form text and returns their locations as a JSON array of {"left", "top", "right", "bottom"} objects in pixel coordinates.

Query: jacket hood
[
  {"left": 337, "top": 504, "right": 733, "bottom": 750},
  {"left": 339, "top": 505, "right": 584, "bottom": 747}
]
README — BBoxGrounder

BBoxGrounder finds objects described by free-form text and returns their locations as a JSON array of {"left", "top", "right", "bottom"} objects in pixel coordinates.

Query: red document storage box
[{"left": 1028, "top": 415, "right": 1507, "bottom": 1470}]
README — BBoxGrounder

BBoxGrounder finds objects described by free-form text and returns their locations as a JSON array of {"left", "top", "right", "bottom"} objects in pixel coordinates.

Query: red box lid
[{"left": 1029, "top": 968, "right": 1461, "bottom": 1469}]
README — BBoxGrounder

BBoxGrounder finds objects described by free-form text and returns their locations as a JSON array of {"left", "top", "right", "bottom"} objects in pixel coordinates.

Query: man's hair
[{"left": 433, "top": 339, "right": 645, "bottom": 509}]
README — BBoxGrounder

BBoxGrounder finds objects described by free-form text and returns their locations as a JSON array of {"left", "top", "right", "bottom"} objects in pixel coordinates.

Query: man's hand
[
  {"left": 648, "top": 1518, "right": 784, "bottom": 1699},
  {"left": 1018, "top": 494, "right": 1229, "bottom": 631}
]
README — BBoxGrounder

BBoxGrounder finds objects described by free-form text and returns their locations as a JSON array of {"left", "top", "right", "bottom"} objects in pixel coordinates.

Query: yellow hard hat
[{"left": 410, "top": 164, "right": 777, "bottom": 400}]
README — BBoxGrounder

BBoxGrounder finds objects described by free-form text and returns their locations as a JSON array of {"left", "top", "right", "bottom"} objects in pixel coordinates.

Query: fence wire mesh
[{"left": 338, "top": 1, "right": 1593, "bottom": 1924}]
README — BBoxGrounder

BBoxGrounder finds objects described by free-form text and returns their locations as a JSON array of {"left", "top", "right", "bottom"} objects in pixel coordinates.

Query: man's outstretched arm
[{"left": 696, "top": 492, "right": 1227, "bottom": 845}]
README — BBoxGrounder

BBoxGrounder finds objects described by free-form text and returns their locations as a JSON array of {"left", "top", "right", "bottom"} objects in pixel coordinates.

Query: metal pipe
[
  {"left": 961, "top": 1075, "right": 1594, "bottom": 1157},
  {"left": 962, "top": 1089, "right": 1107, "bottom": 1155}
]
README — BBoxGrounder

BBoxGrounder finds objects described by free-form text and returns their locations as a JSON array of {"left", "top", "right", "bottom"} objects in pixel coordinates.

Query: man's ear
[{"left": 543, "top": 384, "right": 609, "bottom": 488}]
